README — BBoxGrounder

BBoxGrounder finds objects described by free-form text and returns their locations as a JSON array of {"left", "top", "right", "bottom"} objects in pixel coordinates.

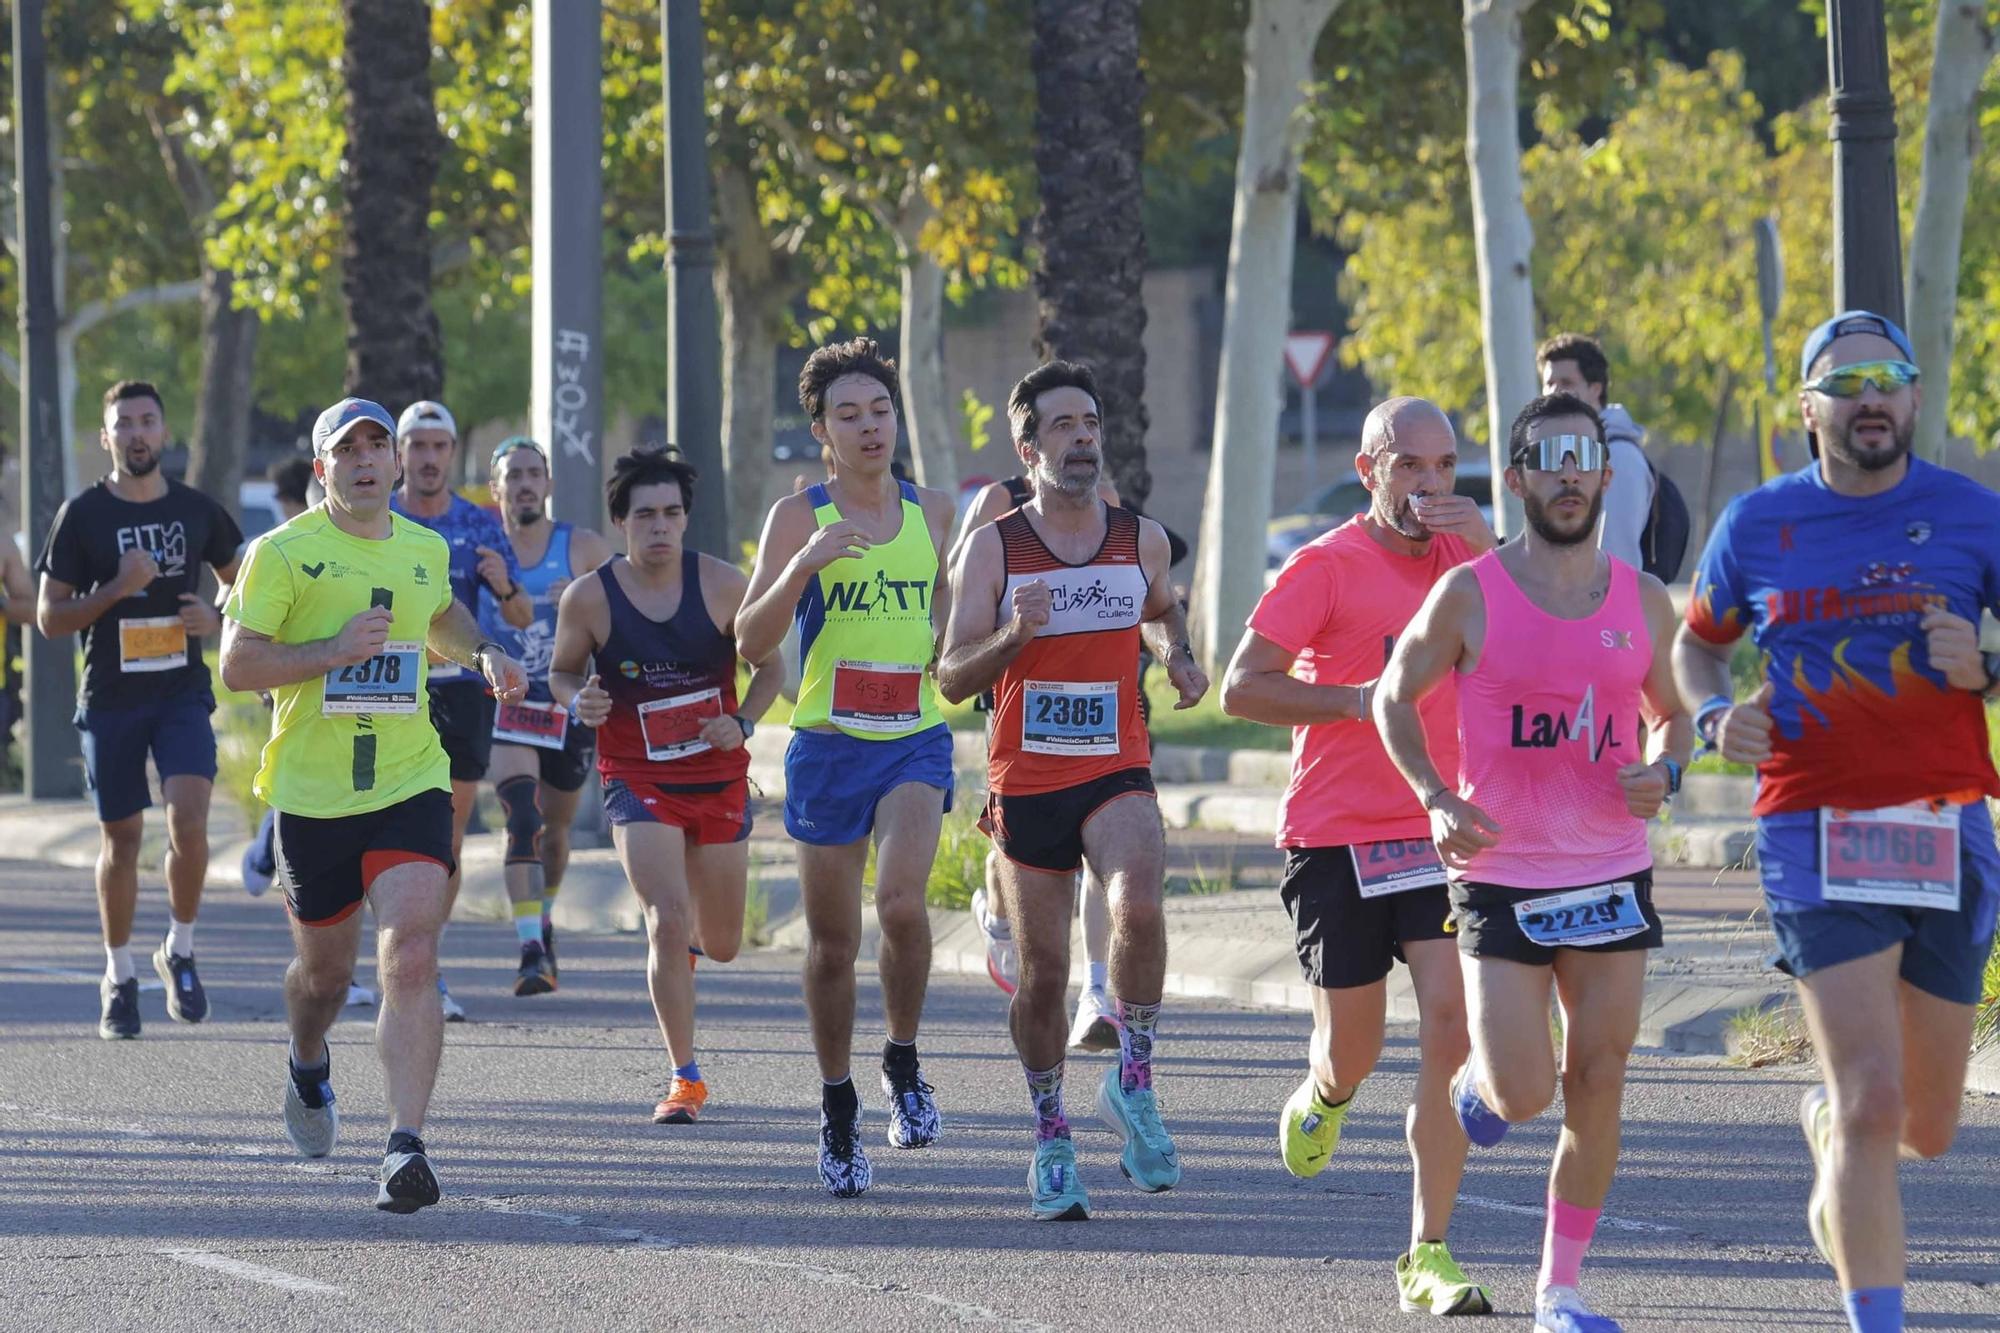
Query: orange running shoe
[{"left": 653, "top": 1076, "right": 709, "bottom": 1125}]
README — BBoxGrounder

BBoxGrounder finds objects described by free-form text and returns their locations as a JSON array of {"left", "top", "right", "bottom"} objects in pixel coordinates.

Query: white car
[{"left": 238, "top": 480, "right": 283, "bottom": 540}]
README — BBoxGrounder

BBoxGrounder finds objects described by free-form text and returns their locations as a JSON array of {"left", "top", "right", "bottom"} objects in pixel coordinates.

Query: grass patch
[
  {"left": 1169, "top": 848, "right": 1240, "bottom": 896},
  {"left": 1976, "top": 943, "right": 2000, "bottom": 1052},
  {"left": 742, "top": 865, "right": 771, "bottom": 948},
  {"left": 214, "top": 687, "right": 272, "bottom": 828},
  {"left": 1727, "top": 1000, "right": 1813, "bottom": 1068},
  {"left": 860, "top": 799, "right": 989, "bottom": 911}
]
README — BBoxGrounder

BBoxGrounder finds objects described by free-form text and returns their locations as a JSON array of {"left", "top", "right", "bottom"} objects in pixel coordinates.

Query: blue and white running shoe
[
  {"left": 1535, "top": 1284, "right": 1622, "bottom": 1332},
  {"left": 1452, "top": 1060, "right": 1510, "bottom": 1148}
]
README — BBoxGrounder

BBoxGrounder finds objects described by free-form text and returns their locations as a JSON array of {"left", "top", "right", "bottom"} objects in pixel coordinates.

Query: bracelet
[
  {"left": 1419, "top": 785, "right": 1449, "bottom": 811},
  {"left": 473, "top": 640, "right": 506, "bottom": 665},
  {"left": 503, "top": 581, "right": 523, "bottom": 600},
  {"left": 1657, "top": 756, "right": 1683, "bottom": 796},
  {"left": 1693, "top": 693, "right": 1732, "bottom": 748}
]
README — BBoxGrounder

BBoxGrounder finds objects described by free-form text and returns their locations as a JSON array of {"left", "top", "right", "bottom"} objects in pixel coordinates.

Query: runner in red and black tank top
[{"left": 594, "top": 550, "right": 748, "bottom": 791}]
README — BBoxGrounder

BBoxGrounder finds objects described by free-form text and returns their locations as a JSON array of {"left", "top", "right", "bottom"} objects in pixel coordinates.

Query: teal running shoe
[
  {"left": 1028, "top": 1137, "right": 1090, "bottom": 1220},
  {"left": 1095, "top": 1065, "right": 1181, "bottom": 1193}
]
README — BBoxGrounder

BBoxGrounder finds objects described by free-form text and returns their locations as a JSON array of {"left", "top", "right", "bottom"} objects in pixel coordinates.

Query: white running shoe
[
  {"left": 971, "top": 889, "right": 1018, "bottom": 996},
  {"left": 1535, "top": 1284, "right": 1623, "bottom": 1332},
  {"left": 1068, "top": 986, "right": 1119, "bottom": 1052},
  {"left": 345, "top": 983, "right": 377, "bottom": 1008},
  {"left": 438, "top": 978, "right": 466, "bottom": 1023},
  {"left": 282, "top": 1052, "right": 338, "bottom": 1159}
]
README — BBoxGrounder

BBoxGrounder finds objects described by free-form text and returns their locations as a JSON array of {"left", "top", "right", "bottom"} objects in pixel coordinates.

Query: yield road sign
[{"left": 1283, "top": 331, "right": 1336, "bottom": 389}]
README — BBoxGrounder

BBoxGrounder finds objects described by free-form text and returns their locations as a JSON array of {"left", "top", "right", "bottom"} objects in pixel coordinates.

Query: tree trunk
[
  {"left": 1907, "top": 1, "right": 1997, "bottom": 463},
  {"left": 1187, "top": 0, "right": 1342, "bottom": 672},
  {"left": 1031, "top": 0, "right": 1151, "bottom": 506},
  {"left": 340, "top": 0, "right": 444, "bottom": 409},
  {"left": 896, "top": 228, "right": 960, "bottom": 498},
  {"left": 712, "top": 157, "right": 790, "bottom": 553},
  {"left": 187, "top": 265, "right": 260, "bottom": 518},
  {"left": 1464, "top": 0, "right": 1538, "bottom": 536}
]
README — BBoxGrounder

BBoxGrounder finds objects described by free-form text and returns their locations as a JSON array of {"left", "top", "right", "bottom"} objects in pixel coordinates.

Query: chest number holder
[
  {"left": 830, "top": 659, "right": 923, "bottom": 734},
  {"left": 322, "top": 642, "right": 423, "bottom": 716},
  {"left": 1020, "top": 679, "right": 1119, "bottom": 756},
  {"left": 1349, "top": 838, "right": 1448, "bottom": 898},
  {"left": 638, "top": 687, "right": 723, "bottom": 763},
  {"left": 118, "top": 616, "right": 189, "bottom": 673},
  {"left": 494, "top": 700, "right": 569, "bottom": 751},
  {"left": 1819, "top": 803, "right": 1960, "bottom": 911},
  {"left": 1512, "top": 882, "right": 1649, "bottom": 948}
]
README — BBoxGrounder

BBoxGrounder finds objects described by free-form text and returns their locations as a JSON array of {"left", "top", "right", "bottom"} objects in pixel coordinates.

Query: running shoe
[
  {"left": 345, "top": 983, "right": 377, "bottom": 1008},
  {"left": 239, "top": 843, "right": 274, "bottom": 897},
  {"left": 283, "top": 1049, "right": 338, "bottom": 1158},
  {"left": 1028, "top": 1136, "right": 1091, "bottom": 1221},
  {"left": 817, "top": 1104, "right": 874, "bottom": 1198},
  {"left": 1800, "top": 1083, "right": 1833, "bottom": 1265},
  {"left": 1279, "top": 1075, "right": 1350, "bottom": 1179},
  {"left": 513, "top": 941, "right": 557, "bottom": 996},
  {"left": 152, "top": 943, "right": 208, "bottom": 1024},
  {"left": 1396, "top": 1241, "right": 1493, "bottom": 1316},
  {"left": 1095, "top": 1065, "right": 1181, "bottom": 1192},
  {"left": 376, "top": 1134, "right": 441, "bottom": 1213},
  {"left": 1451, "top": 1060, "right": 1509, "bottom": 1147},
  {"left": 438, "top": 976, "right": 466, "bottom": 1023},
  {"left": 1534, "top": 1284, "right": 1621, "bottom": 1332},
  {"left": 1068, "top": 985, "right": 1118, "bottom": 1052},
  {"left": 98, "top": 977, "right": 140, "bottom": 1040},
  {"left": 541, "top": 919, "right": 558, "bottom": 980},
  {"left": 881, "top": 1061, "right": 942, "bottom": 1148},
  {"left": 653, "top": 1076, "right": 709, "bottom": 1125},
  {"left": 971, "top": 888, "right": 1018, "bottom": 996}
]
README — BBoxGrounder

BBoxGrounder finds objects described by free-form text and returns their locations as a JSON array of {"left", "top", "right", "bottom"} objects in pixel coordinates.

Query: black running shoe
[
  {"left": 152, "top": 943, "right": 208, "bottom": 1023},
  {"left": 541, "top": 919, "right": 558, "bottom": 980},
  {"left": 513, "top": 942, "right": 556, "bottom": 996},
  {"left": 377, "top": 1133, "right": 441, "bottom": 1213},
  {"left": 99, "top": 978, "right": 140, "bottom": 1040}
]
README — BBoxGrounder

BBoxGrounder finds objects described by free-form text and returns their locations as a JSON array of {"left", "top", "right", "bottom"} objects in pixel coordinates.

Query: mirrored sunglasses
[
  {"left": 1803, "top": 359, "right": 1920, "bottom": 398},
  {"left": 1511, "top": 433, "right": 1604, "bottom": 472}
]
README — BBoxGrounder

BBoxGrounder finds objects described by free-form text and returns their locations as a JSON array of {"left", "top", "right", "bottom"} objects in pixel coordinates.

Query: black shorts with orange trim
[
  {"left": 982, "top": 767, "right": 1156, "bottom": 874},
  {"left": 274, "top": 788, "right": 456, "bottom": 926}
]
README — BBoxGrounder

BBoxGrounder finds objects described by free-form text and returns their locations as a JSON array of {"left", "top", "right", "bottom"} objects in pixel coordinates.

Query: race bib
[
  {"left": 493, "top": 699, "right": 569, "bottom": 751},
  {"left": 1512, "top": 882, "right": 1649, "bottom": 949},
  {"left": 639, "top": 687, "right": 723, "bottom": 762},
  {"left": 1819, "top": 803, "right": 1960, "bottom": 910},
  {"left": 1349, "top": 838, "right": 1447, "bottom": 899},
  {"left": 830, "top": 658, "right": 923, "bottom": 734},
  {"left": 322, "top": 641, "right": 422, "bottom": 715},
  {"left": 1021, "top": 679, "right": 1119, "bottom": 756},
  {"left": 118, "top": 616, "right": 187, "bottom": 673}
]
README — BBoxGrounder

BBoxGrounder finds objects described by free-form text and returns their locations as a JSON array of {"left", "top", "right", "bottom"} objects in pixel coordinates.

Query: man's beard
[
  {"left": 1826, "top": 409, "right": 1914, "bottom": 473},
  {"left": 512, "top": 503, "right": 544, "bottom": 526},
  {"left": 123, "top": 447, "right": 160, "bottom": 478},
  {"left": 1375, "top": 491, "right": 1429, "bottom": 540},
  {"left": 1037, "top": 451, "right": 1101, "bottom": 499},
  {"left": 1522, "top": 484, "right": 1604, "bottom": 547}
]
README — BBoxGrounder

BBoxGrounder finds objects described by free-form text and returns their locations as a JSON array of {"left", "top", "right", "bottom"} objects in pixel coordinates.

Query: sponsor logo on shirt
[
  {"left": 301, "top": 562, "right": 326, "bottom": 579},
  {"left": 823, "top": 568, "right": 930, "bottom": 615},
  {"left": 117, "top": 521, "right": 187, "bottom": 578},
  {"left": 1509, "top": 685, "right": 1626, "bottom": 762}
]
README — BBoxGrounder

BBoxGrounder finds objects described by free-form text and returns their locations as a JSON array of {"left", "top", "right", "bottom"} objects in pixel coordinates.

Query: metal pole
[
  {"left": 661, "top": 0, "right": 725, "bottom": 557},
  {"left": 14, "top": 0, "right": 80, "bottom": 798},
  {"left": 1825, "top": 0, "right": 1904, "bottom": 319},
  {"left": 1300, "top": 380, "right": 1317, "bottom": 501},
  {"left": 533, "top": 0, "right": 605, "bottom": 535}
]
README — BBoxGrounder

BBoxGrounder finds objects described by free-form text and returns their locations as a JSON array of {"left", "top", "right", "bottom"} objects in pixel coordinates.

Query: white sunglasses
[{"left": 1512, "top": 433, "right": 1605, "bottom": 472}]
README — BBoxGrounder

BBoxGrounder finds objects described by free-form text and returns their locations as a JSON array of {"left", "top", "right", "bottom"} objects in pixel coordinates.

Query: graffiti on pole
[{"left": 553, "top": 328, "right": 596, "bottom": 465}]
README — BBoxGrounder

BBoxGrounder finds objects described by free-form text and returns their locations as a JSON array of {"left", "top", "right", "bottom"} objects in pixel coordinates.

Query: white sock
[
  {"left": 105, "top": 945, "right": 135, "bottom": 984},
  {"left": 1087, "top": 961, "right": 1108, "bottom": 993},
  {"left": 164, "top": 917, "right": 195, "bottom": 959}
]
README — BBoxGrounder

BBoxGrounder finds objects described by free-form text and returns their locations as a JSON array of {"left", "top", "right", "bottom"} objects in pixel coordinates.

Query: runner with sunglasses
[
  {"left": 1673, "top": 312, "right": 2000, "bottom": 1333},
  {"left": 1377, "top": 392, "right": 1691, "bottom": 1332}
]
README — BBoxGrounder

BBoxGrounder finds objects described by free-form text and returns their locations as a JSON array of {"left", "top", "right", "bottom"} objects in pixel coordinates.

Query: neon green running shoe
[
  {"left": 1027, "top": 1136, "right": 1091, "bottom": 1221},
  {"left": 1279, "top": 1076, "right": 1351, "bottom": 1179},
  {"left": 1800, "top": 1084, "right": 1833, "bottom": 1265},
  {"left": 1396, "top": 1241, "right": 1494, "bottom": 1316}
]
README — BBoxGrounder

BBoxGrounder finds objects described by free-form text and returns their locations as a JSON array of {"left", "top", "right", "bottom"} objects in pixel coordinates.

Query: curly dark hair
[
  {"left": 606, "top": 447, "right": 697, "bottom": 520},
  {"left": 1508, "top": 392, "right": 1605, "bottom": 466},
  {"left": 798, "top": 337, "right": 900, "bottom": 419}
]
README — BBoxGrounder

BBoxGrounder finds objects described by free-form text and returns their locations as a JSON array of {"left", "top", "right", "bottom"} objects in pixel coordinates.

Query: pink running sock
[{"left": 1538, "top": 1192, "right": 1602, "bottom": 1292}]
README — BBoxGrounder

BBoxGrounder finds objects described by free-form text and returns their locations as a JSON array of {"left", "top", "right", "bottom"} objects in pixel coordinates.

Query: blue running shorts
[{"left": 783, "top": 723, "right": 954, "bottom": 846}]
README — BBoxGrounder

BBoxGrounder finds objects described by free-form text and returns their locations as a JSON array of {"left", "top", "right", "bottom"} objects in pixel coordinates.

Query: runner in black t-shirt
[{"left": 35, "top": 380, "right": 243, "bottom": 1041}]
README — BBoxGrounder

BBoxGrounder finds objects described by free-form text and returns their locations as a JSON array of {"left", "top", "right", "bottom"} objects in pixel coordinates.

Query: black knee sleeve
[{"left": 496, "top": 774, "right": 543, "bottom": 865}]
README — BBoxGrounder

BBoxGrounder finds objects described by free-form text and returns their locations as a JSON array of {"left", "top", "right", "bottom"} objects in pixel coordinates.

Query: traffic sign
[{"left": 1283, "top": 330, "right": 1336, "bottom": 389}]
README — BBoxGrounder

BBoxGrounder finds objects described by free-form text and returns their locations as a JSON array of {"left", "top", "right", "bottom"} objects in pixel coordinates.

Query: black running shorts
[
  {"left": 982, "top": 767, "right": 1157, "bottom": 874},
  {"left": 1449, "top": 869, "right": 1663, "bottom": 966},
  {"left": 275, "top": 788, "right": 456, "bottom": 926},
  {"left": 1279, "top": 844, "right": 1457, "bottom": 989}
]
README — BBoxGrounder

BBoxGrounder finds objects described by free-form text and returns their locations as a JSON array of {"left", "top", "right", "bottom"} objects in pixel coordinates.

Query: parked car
[
  {"left": 1266, "top": 467, "right": 1495, "bottom": 569},
  {"left": 238, "top": 481, "right": 282, "bottom": 540}
]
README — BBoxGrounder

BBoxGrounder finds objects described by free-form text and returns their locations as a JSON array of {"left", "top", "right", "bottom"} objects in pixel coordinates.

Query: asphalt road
[{"left": 3, "top": 859, "right": 1997, "bottom": 1332}]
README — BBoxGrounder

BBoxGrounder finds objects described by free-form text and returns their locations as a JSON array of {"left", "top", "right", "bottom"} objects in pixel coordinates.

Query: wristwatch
[
  {"left": 734, "top": 714, "right": 755, "bottom": 739},
  {"left": 1657, "top": 756, "right": 1683, "bottom": 797}
]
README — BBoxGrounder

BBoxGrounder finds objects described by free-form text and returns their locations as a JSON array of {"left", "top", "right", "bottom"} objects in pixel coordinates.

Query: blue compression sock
[
  {"left": 1843, "top": 1287, "right": 1903, "bottom": 1333},
  {"left": 674, "top": 1060, "right": 702, "bottom": 1083}
]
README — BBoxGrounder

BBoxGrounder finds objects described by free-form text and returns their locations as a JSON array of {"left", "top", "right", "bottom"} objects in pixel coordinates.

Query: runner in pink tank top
[{"left": 1374, "top": 393, "right": 1693, "bottom": 1333}]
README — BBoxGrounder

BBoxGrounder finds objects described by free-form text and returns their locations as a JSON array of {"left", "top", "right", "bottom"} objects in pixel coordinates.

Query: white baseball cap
[{"left": 396, "top": 400, "right": 457, "bottom": 440}]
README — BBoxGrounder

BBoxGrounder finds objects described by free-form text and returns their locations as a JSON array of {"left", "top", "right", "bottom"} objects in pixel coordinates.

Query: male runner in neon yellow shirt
[{"left": 220, "top": 397, "right": 526, "bottom": 1213}]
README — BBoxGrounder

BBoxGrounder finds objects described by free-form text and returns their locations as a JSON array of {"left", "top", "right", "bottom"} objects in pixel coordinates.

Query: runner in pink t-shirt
[
  {"left": 1376, "top": 392, "right": 1691, "bottom": 1333},
  {"left": 1221, "top": 397, "right": 1496, "bottom": 1317}
]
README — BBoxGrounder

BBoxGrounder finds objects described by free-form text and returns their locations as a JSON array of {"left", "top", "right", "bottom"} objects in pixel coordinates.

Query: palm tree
[
  {"left": 1030, "top": 0, "right": 1151, "bottom": 505},
  {"left": 340, "top": 0, "right": 443, "bottom": 409}
]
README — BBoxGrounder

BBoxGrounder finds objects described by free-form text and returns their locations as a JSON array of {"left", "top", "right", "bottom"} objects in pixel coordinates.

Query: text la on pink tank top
[{"left": 1454, "top": 551, "right": 1655, "bottom": 889}]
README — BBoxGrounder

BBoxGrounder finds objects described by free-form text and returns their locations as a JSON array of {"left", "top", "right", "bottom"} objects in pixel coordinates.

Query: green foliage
[
  {"left": 960, "top": 389, "right": 995, "bottom": 453},
  {"left": 859, "top": 798, "right": 987, "bottom": 910}
]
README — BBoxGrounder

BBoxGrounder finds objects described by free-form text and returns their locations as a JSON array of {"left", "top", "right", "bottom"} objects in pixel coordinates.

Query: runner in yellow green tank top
[
  {"left": 738, "top": 338, "right": 958, "bottom": 1198},
  {"left": 219, "top": 396, "right": 527, "bottom": 1214}
]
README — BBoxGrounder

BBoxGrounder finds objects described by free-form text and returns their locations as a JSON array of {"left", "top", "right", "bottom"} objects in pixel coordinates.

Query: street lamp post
[
  {"left": 661, "top": 0, "right": 725, "bottom": 557},
  {"left": 13, "top": 0, "right": 81, "bottom": 798},
  {"left": 1825, "top": 0, "right": 1904, "bottom": 319}
]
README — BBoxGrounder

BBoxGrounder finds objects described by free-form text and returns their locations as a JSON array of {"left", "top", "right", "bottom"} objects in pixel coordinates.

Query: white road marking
[
  {"left": 1, "top": 964, "right": 164, "bottom": 991},
  {"left": 1456, "top": 1192, "right": 1681, "bottom": 1234},
  {"left": 157, "top": 1250, "right": 344, "bottom": 1295},
  {"left": 0, "top": 1101, "right": 155, "bottom": 1138}
]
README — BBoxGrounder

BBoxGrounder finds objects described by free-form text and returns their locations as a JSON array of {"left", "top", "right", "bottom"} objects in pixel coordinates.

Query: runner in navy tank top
[
  {"left": 550, "top": 449, "right": 782, "bottom": 1127},
  {"left": 480, "top": 436, "right": 614, "bottom": 996}
]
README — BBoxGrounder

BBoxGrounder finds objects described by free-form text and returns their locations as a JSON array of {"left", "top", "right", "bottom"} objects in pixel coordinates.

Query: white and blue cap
[
  {"left": 396, "top": 399, "right": 457, "bottom": 440},
  {"left": 311, "top": 397, "right": 397, "bottom": 456},
  {"left": 1799, "top": 310, "right": 1916, "bottom": 382}
]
